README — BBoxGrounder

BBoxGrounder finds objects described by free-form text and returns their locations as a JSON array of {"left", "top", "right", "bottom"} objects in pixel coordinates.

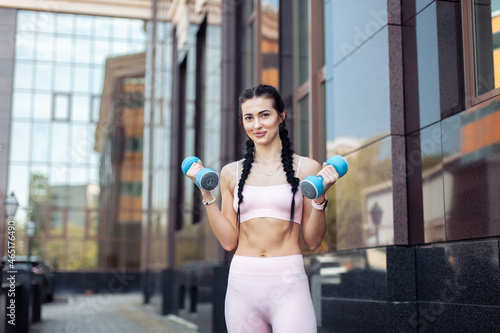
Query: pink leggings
[{"left": 225, "top": 254, "right": 317, "bottom": 333}]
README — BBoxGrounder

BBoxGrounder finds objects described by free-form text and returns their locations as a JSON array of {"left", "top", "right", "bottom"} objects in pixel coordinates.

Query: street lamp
[
  {"left": 370, "top": 202, "right": 383, "bottom": 246},
  {"left": 26, "top": 220, "right": 36, "bottom": 263},
  {"left": 4, "top": 192, "right": 19, "bottom": 219}
]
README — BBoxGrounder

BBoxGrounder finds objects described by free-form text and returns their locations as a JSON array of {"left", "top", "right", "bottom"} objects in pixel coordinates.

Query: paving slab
[{"left": 29, "top": 293, "right": 198, "bottom": 333}]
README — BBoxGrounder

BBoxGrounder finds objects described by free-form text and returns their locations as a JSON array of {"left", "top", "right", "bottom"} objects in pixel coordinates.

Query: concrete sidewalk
[{"left": 29, "top": 293, "right": 198, "bottom": 333}]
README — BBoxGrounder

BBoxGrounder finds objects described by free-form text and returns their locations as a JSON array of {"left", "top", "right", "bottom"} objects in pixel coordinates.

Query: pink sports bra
[{"left": 233, "top": 157, "right": 304, "bottom": 224}]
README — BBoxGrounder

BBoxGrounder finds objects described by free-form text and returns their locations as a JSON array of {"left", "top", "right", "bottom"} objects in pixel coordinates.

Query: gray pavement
[{"left": 29, "top": 293, "right": 199, "bottom": 333}]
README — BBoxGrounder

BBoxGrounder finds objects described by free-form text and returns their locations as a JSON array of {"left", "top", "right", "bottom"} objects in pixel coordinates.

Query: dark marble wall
[
  {"left": 320, "top": 1, "right": 500, "bottom": 330},
  {"left": 318, "top": 240, "right": 500, "bottom": 332}
]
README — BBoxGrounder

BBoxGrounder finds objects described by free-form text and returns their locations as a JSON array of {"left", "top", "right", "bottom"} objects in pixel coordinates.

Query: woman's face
[{"left": 241, "top": 97, "right": 284, "bottom": 146}]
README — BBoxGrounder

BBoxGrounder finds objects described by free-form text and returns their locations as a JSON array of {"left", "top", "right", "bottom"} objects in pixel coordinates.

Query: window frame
[
  {"left": 463, "top": 0, "right": 500, "bottom": 107},
  {"left": 292, "top": 0, "right": 326, "bottom": 161}
]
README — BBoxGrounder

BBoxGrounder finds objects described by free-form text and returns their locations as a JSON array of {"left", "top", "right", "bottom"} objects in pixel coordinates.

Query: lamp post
[
  {"left": 370, "top": 202, "right": 383, "bottom": 246},
  {"left": 4, "top": 192, "right": 19, "bottom": 219},
  {"left": 4, "top": 192, "right": 19, "bottom": 255},
  {"left": 26, "top": 220, "right": 36, "bottom": 264}
]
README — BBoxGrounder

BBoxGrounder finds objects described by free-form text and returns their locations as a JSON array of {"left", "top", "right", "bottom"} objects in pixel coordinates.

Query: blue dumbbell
[
  {"left": 181, "top": 156, "right": 219, "bottom": 191},
  {"left": 300, "top": 155, "right": 348, "bottom": 199}
]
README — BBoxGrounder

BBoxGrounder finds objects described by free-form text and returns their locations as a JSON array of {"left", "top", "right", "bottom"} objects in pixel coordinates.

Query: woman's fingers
[
  {"left": 318, "top": 164, "right": 339, "bottom": 190},
  {"left": 186, "top": 160, "right": 204, "bottom": 180}
]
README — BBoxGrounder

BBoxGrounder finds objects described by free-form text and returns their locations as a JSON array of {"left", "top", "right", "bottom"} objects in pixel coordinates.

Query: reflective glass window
[
  {"left": 36, "top": 35, "right": 54, "bottom": 61},
  {"left": 74, "top": 37, "right": 92, "bottom": 64},
  {"left": 89, "top": 165, "right": 99, "bottom": 182},
  {"left": 12, "top": 91, "right": 32, "bottom": 118},
  {"left": 295, "top": 0, "right": 309, "bottom": 86},
  {"left": 297, "top": 95, "right": 309, "bottom": 156},
  {"left": 420, "top": 123, "right": 446, "bottom": 243},
  {"left": 32, "top": 122, "right": 50, "bottom": 163},
  {"left": 33, "top": 92, "right": 52, "bottom": 120},
  {"left": 35, "top": 63, "right": 53, "bottom": 90},
  {"left": 72, "top": 95, "right": 90, "bottom": 122},
  {"left": 70, "top": 168, "right": 88, "bottom": 185},
  {"left": 93, "top": 40, "right": 110, "bottom": 65},
  {"left": 131, "top": 20, "right": 147, "bottom": 41},
  {"left": 51, "top": 123, "right": 69, "bottom": 163},
  {"left": 83, "top": 241, "right": 98, "bottom": 268},
  {"left": 318, "top": 0, "right": 325, "bottom": 68},
  {"left": 92, "top": 68, "right": 104, "bottom": 94},
  {"left": 245, "top": 22, "right": 254, "bottom": 87},
  {"left": 91, "top": 96, "right": 100, "bottom": 122},
  {"left": 7, "top": 164, "right": 30, "bottom": 209},
  {"left": 442, "top": 104, "right": 500, "bottom": 240},
  {"left": 17, "top": 11, "right": 36, "bottom": 32},
  {"left": 55, "top": 36, "right": 73, "bottom": 62},
  {"left": 75, "top": 15, "right": 93, "bottom": 36},
  {"left": 95, "top": 17, "right": 112, "bottom": 38},
  {"left": 54, "top": 64, "right": 72, "bottom": 92},
  {"left": 10, "top": 121, "right": 31, "bottom": 162},
  {"left": 15, "top": 32, "right": 35, "bottom": 60},
  {"left": 49, "top": 210, "right": 65, "bottom": 236},
  {"left": 112, "top": 41, "right": 130, "bottom": 57},
  {"left": 37, "top": 12, "right": 55, "bottom": 33},
  {"left": 56, "top": 14, "right": 74, "bottom": 35},
  {"left": 30, "top": 166, "right": 50, "bottom": 204},
  {"left": 50, "top": 166, "right": 69, "bottom": 184},
  {"left": 327, "top": 27, "right": 390, "bottom": 145},
  {"left": 260, "top": 0, "right": 279, "bottom": 88},
  {"left": 14, "top": 61, "right": 33, "bottom": 89},
  {"left": 325, "top": 137, "right": 393, "bottom": 250},
  {"left": 330, "top": 0, "right": 387, "bottom": 65},
  {"left": 11, "top": 10, "right": 148, "bottom": 271},
  {"left": 112, "top": 18, "right": 131, "bottom": 39},
  {"left": 46, "top": 240, "right": 66, "bottom": 268},
  {"left": 71, "top": 124, "right": 90, "bottom": 164},
  {"left": 53, "top": 93, "right": 71, "bottom": 120},
  {"left": 416, "top": 4, "right": 440, "bottom": 127},
  {"left": 66, "top": 240, "right": 84, "bottom": 269},
  {"left": 87, "top": 211, "right": 99, "bottom": 237},
  {"left": 472, "top": 0, "right": 500, "bottom": 96},
  {"left": 74, "top": 66, "right": 91, "bottom": 92}
]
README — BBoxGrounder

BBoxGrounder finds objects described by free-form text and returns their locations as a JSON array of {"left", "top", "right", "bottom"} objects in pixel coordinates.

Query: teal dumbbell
[
  {"left": 300, "top": 155, "right": 348, "bottom": 199},
  {"left": 181, "top": 156, "right": 219, "bottom": 191}
]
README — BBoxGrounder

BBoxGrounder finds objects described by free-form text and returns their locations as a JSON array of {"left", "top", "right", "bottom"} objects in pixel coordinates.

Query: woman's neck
[{"left": 254, "top": 141, "right": 283, "bottom": 164}]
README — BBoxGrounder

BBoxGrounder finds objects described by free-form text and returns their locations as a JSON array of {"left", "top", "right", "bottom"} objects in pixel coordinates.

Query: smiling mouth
[{"left": 254, "top": 132, "right": 266, "bottom": 137}]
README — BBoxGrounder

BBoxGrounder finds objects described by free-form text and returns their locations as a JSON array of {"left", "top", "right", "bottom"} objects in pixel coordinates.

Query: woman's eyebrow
[{"left": 243, "top": 109, "right": 271, "bottom": 116}]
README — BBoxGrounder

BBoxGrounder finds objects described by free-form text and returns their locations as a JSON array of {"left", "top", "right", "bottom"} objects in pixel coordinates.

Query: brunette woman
[{"left": 186, "top": 84, "right": 339, "bottom": 333}]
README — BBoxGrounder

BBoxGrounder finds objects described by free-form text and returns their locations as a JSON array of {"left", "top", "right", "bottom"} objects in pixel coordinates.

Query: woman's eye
[{"left": 262, "top": 113, "right": 270, "bottom": 118}]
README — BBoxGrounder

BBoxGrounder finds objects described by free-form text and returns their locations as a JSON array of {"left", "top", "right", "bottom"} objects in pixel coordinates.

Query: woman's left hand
[{"left": 317, "top": 162, "right": 339, "bottom": 195}]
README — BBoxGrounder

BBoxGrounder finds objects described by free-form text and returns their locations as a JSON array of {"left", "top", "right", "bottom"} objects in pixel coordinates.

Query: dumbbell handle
[
  {"left": 300, "top": 155, "right": 348, "bottom": 199},
  {"left": 181, "top": 156, "right": 219, "bottom": 191}
]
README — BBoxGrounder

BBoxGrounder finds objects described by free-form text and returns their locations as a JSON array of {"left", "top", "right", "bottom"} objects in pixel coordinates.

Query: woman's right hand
[{"left": 186, "top": 159, "right": 204, "bottom": 187}]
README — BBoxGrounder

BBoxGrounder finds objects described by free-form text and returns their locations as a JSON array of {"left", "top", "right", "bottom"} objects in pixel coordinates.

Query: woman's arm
[
  {"left": 299, "top": 158, "right": 339, "bottom": 251},
  {"left": 187, "top": 161, "right": 239, "bottom": 251}
]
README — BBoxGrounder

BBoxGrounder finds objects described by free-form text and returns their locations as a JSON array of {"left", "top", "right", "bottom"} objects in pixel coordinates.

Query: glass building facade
[{"left": 7, "top": 11, "right": 147, "bottom": 270}]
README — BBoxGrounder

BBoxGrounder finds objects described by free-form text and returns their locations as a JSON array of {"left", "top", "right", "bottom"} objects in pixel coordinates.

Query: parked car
[{"left": 1, "top": 255, "right": 54, "bottom": 302}]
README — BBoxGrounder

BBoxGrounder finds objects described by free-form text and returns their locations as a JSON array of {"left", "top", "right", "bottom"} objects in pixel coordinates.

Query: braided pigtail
[
  {"left": 280, "top": 127, "right": 300, "bottom": 232},
  {"left": 236, "top": 139, "right": 255, "bottom": 230}
]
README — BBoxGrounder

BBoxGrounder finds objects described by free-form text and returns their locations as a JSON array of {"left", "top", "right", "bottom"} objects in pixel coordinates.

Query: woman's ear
[{"left": 280, "top": 109, "right": 286, "bottom": 123}]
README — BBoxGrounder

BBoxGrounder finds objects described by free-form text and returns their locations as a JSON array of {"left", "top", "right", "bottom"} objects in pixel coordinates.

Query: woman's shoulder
[
  {"left": 220, "top": 159, "right": 244, "bottom": 185},
  {"left": 293, "top": 154, "right": 321, "bottom": 178},
  {"left": 221, "top": 159, "right": 244, "bottom": 173}
]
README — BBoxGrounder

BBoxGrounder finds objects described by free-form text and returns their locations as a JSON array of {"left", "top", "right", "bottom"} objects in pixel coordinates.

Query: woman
[{"left": 186, "top": 84, "right": 339, "bottom": 333}]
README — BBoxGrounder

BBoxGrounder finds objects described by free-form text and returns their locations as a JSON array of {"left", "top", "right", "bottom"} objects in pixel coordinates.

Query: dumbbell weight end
[
  {"left": 196, "top": 168, "right": 219, "bottom": 191},
  {"left": 300, "top": 175, "right": 324, "bottom": 200}
]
